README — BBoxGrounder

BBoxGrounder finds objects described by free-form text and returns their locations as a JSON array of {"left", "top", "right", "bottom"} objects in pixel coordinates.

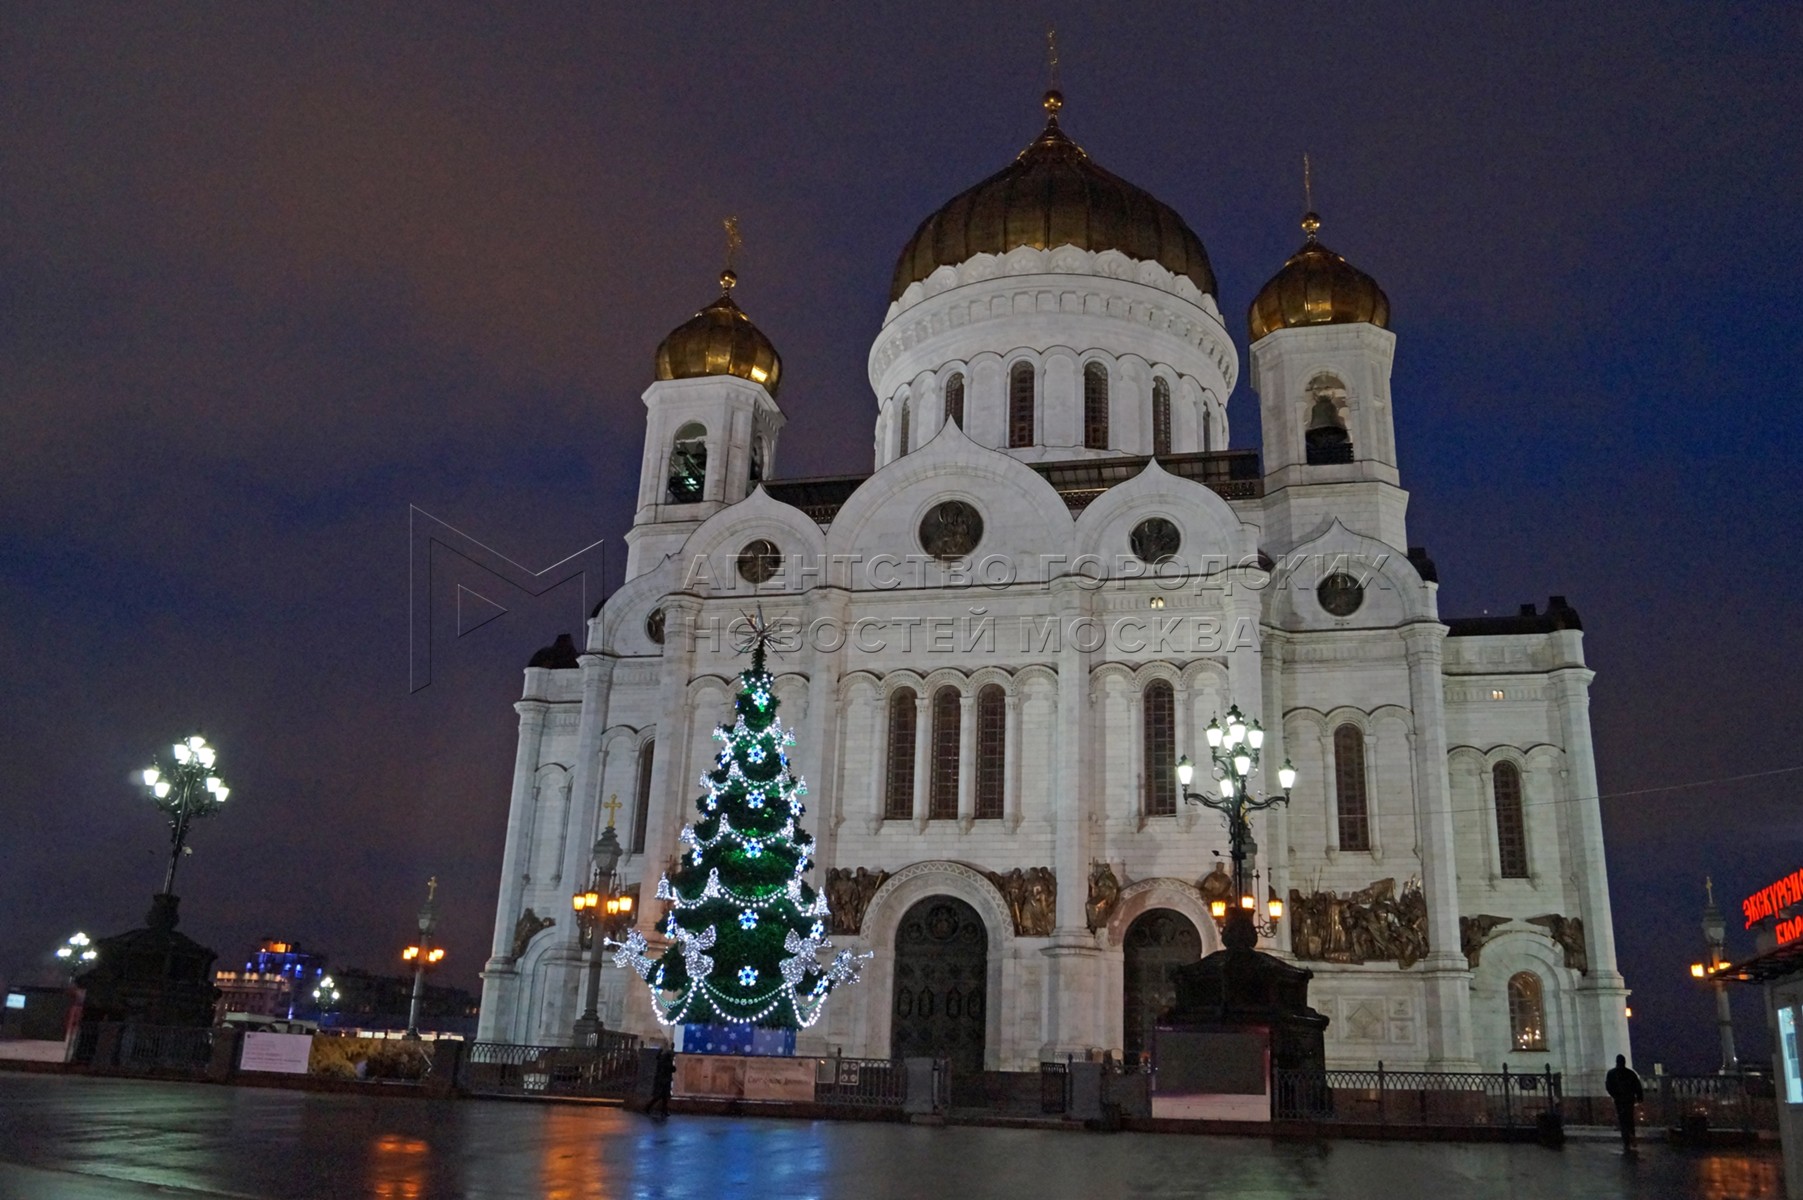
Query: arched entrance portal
[
  {"left": 890, "top": 895, "right": 987, "bottom": 1072},
  {"left": 1122, "top": 908, "right": 1202, "bottom": 1058}
]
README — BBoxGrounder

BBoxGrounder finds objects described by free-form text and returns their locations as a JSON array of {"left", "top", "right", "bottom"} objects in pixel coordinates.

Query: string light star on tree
[{"left": 610, "top": 612, "right": 866, "bottom": 1031}]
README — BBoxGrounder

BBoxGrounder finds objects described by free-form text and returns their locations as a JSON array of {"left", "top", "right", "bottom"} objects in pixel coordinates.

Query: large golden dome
[
  {"left": 1248, "top": 212, "right": 1390, "bottom": 341},
  {"left": 889, "top": 93, "right": 1217, "bottom": 303},
  {"left": 654, "top": 271, "right": 782, "bottom": 396}
]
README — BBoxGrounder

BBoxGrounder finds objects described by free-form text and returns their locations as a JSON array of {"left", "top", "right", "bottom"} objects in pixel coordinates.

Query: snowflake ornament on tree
[{"left": 610, "top": 611, "right": 868, "bottom": 1030}]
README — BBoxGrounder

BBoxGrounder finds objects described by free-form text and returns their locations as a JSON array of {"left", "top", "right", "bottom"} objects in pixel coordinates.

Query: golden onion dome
[
  {"left": 1248, "top": 212, "right": 1390, "bottom": 341},
  {"left": 653, "top": 270, "right": 782, "bottom": 396},
  {"left": 889, "top": 92, "right": 1217, "bottom": 303}
]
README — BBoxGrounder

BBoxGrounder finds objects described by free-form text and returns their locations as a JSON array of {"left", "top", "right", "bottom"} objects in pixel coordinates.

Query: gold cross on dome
[
  {"left": 603, "top": 793, "right": 622, "bottom": 828},
  {"left": 724, "top": 216, "right": 742, "bottom": 269}
]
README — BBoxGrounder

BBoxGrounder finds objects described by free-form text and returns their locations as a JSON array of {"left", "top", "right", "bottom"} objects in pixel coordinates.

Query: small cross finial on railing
[
  {"left": 602, "top": 793, "right": 622, "bottom": 829},
  {"left": 425, "top": 875, "right": 438, "bottom": 903}
]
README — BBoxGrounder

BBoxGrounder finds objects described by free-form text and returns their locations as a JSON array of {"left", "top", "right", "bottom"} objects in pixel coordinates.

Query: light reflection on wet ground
[{"left": 0, "top": 1074, "right": 1782, "bottom": 1199}]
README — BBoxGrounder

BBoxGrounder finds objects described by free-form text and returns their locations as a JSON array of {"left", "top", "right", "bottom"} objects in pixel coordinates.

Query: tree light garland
[{"left": 609, "top": 632, "right": 868, "bottom": 1030}]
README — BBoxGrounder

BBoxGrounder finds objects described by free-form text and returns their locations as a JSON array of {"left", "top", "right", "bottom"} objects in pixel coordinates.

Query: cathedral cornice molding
[
  {"left": 1445, "top": 684, "right": 1550, "bottom": 704},
  {"left": 870, "top": 248, "right": 1237, "bottom": 394},
  {"left": 884, "top": 245, "right": 1218, "bottom": 323}
]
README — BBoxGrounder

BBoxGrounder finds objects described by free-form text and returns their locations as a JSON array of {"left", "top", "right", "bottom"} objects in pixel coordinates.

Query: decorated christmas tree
[{"left": 611, "top": 617, "right": 865, "bottom": 1045}]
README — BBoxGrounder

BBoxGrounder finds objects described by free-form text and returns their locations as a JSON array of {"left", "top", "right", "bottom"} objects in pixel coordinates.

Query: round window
[
  {"left": 737, "top": 539, "right": 782, "bottom": 585},
  {"left": 645, "top": 608, "right": 666, "bottom": 645},
  {"left": 918, "top": 500, "right": 984, "bottom": 561},
  {"left": 1318, "top": 573, "right": 1365, "bottom": 617},
  {"left": 1129, "top": 517, "right": 1182, "bottom": 565}
]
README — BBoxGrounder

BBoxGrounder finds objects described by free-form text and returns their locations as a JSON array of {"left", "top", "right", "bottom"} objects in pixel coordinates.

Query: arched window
[
  {"left": 749, "top": 438, "right": 765, "bottom": 485},
  {"left": 1083, "top": 362, "right": 1109, "bottom": 449},
  {"left": 945, "top": 372, "right": 965, "bottom": 429},
  {"left": 1304, "top": 375, "right": 1353, "bottom": 465},
  {"left": 884, "top": 689, "right": 918, "bottom": 820},
  {"left": 666, "top": 423, "right": 708, "bottom": 502},
  {"left": 1008, "top": 361, "right": 1036, "bottom": 447},
  {"left": 1508, "top": 972, "right": 1547, "bottom": 1051},
  {"left": 1494, "top": 761, "right": 1529, "bottom": 878},
  {"left": 1334, "top": 724, "right": 1370, "bottom": 851},
  {"left": 1143, "top": 680, "right": 1176, "bottom": 816},
  {"left": 630, "top": 739, "right": 656, "bottom": 854},
  {"left": 1152, "top": 378, "right": 1172, "bottom": 455},
  {"left": 975, "top": 684, "right": 1006, "bottom": 820},
  {"left": 1201, "top": 407, "right": 1212, "bottom": 453},
  {"left": 898, "top": 399, "right": 911, "bottom": 457},
  {"left": 929, "top": 687, "right": 960, "bottom": 820}
]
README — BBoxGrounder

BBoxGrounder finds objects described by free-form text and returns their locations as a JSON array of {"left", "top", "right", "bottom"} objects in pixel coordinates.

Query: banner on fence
[
  {"left": 744, "top": 1057, "right": 816, "bottom": 1102},
  {"left": 239, "top": 1032, "right": 313, "bottom": 1074},
  {"left": 675, "top": 1054, "right": 746, "bottom": 1099}
]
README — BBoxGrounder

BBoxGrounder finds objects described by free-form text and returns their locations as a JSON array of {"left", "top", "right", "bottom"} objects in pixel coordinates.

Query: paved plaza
[{"left": 0, "top": 1074, "right": 1782, "bottom": 1199}]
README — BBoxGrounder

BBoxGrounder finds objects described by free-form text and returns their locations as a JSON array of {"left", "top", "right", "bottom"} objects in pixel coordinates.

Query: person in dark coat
[
  {"left": 1604, "top": 1054, "right": 1644, "bottom": 1150},
  {"left": 648, "top": 1045, "right": 676, "bottom": 1118}
]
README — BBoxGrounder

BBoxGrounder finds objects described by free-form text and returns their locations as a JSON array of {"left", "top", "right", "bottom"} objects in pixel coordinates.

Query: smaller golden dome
[
  {"left": 1248, "top": 212, "right": 1390, "bottom": 342},
  {"left": 654, "top": 271, "right": 782, "bottom": 395}
]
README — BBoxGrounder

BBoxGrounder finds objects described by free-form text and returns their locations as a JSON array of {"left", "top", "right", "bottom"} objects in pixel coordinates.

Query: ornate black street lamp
[
  {"left": 571, "top": 824, "right": 632, "bottom": 1045},
  {"left": 1175, "top": 704, "right": 1297, "bottom": 950},
  {"left": 139, "top": 735, "right": 229, "bottom": 897}
]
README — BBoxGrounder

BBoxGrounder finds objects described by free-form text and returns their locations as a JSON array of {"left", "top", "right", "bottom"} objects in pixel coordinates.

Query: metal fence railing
[
  {"left": 813, "top": 1057, "right": 907, "bottom": 1107},
  {"left": 119, "top": 1024, "right": 214, "bottom": 1072},
  {"left": 68, "top": 1022, "right": 102, "bottom": 1065},
  {"left": 1273, "top": 1063, "right": 1563, "bottom": 1127},
  {"left": 460, "top": 1033, "right": 641, "bottom": 1099},
  {"left": 1560, "top": 1073, "right": 1775, "bottom": 1134}
]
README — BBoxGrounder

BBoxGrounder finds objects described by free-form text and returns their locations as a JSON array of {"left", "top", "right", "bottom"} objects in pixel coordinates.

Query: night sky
[{"left": 3, "top": 4, "right": 1799, "bottom": 1072}]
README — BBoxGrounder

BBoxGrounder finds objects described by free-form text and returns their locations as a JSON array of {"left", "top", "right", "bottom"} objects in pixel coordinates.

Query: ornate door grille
[
  {"left": 891, "top": 897, "right": 987, "bottom": 1074},
  {"left": 1122, "top": 908, "right": 1201, "bottom": 1058}
]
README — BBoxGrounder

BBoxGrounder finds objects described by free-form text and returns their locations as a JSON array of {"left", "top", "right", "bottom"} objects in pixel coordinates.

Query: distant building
[
  {"left": 244, "top": 938, "right": 325, "bottom": 980},
  {"left": 329, "top": 968, "right": 479, "bottom": 1037},
  {"left": 213, "top": 939, "right": 326, "bottom": 1023},
  {"left": 213, "top": 971, "right": 296, "bottom": 1022}
]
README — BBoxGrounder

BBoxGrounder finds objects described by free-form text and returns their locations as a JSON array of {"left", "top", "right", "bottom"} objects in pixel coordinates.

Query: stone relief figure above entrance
[{"left": 1289, "top": 878, "right": 1429, "bottom": 969}]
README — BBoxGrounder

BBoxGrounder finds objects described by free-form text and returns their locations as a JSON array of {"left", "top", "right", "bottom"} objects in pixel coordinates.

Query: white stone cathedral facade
[{"left": 478, "top": 94, "right": 1631, "bottom": 1091}]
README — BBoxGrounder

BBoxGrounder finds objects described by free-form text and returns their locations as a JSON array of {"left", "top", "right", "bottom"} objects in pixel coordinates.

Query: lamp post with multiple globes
[
  {"left": 571, "top": 822, "right": 632, "bottom": 1045},
  {"left": 1175, "top": 704, "right": 1297, "bottom": 950},
  {"left": 312, "top": 974, "right": 341, "bottom": 1023},
  {"left": 401, "top": 877, "right": 444, "bottom": 1040},
  {"left": 138, "top": 735, "right": 229, "bottom": 897},
  {"left": 54, "top": 932, "right": 97, "bottom": 977}
]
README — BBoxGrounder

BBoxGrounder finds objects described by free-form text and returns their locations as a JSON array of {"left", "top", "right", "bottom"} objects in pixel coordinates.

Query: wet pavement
[{"left": 0, "top": 1073, "right": 1783, "bottom": 1199}]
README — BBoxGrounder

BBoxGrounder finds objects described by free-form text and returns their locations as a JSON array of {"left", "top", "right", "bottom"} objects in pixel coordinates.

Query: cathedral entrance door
[
  {"left": 890, "top": 895, "right": 987, "bottom": 1074},
  {"left": 1122, "top": 908, "right": 1202, "bottom": 1059}
]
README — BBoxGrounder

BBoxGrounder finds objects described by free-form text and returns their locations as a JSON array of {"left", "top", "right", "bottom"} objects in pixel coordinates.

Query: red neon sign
[
  {"left": 1780, "top": 916, "right": 1803, "bottom": 948},
  {"left": 1743, "top": 867, "right": 1803, "bottom": 929}
]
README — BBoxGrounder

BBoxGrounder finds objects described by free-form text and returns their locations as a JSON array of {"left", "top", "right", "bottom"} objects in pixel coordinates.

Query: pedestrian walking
[
  {"left": 648, "top": 1045, "right": 676, "bottom": 1119},
  {"left": 1604, "top": 1053, "right": 1643, "bottom": 1152}
]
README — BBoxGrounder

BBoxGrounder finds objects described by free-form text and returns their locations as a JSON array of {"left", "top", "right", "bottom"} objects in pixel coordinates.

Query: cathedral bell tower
[
  {"left": 624, "top": 265, "right": 786, "bottom": 581},
  {"left": 1248, "top": 209, "right": 1406, "bottom": 551}
]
